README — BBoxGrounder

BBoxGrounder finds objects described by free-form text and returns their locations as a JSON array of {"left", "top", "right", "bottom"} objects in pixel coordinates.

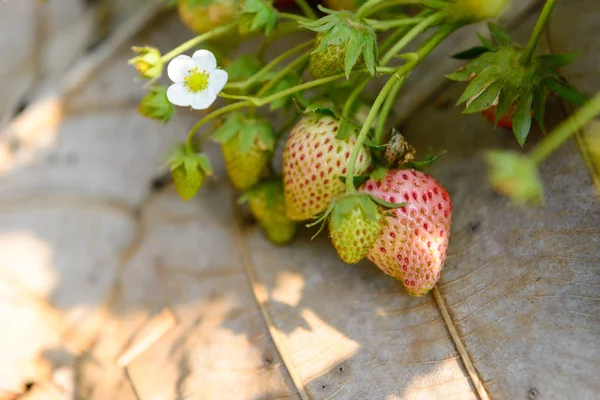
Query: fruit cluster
[{"left": 130, "top": 0, "right": 597, "bottom": 296}]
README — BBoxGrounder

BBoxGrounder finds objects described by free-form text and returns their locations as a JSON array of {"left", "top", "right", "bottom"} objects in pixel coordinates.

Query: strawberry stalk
[
  {"left": 530, "top": 91, "right": 600, "bottom": 165},
  {"left": 374, "top": 78, "right": 405, "bottom": 145},
  {"left": 293, "top": 0, "right": 317, "bottom": 20},
  {"left": 226, "top": 40, "right": 314, "bottom": 91},
  {"left": 521, "top": 0, "right": 557, "bottom": 65},
  {"left": 279, "top": 12, "right": 313, "bottom": 23},
  {"left": 161, "top": 23, "right": 237, "bottom": 63},
  {"left": 354, "top": 0, "right": 423, "bottom": 20},
  {"left": 345, "top": 23, "right": 459, "bottom": 193}
]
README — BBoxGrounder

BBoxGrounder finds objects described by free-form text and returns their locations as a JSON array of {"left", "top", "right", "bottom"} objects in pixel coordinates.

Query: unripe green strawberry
[
  {"left": 361, "top": 169, "right": 452, "bottom": 296},
  {"left": 241, "top": 180, "right": 297, "bottom": 245},
  {"left": 309, "top": 33, "right": 348, "bottom": 79},
  {"left": 171, "top": 164, "right": 205, "bottom": 200},
  {"left": 213, "top": 114, "right": 275, "bottom": 191},
  {"left": 329, "top": 196, "right": 381, "bottom": 264},
  {"left": 283, "top": 114, "right": 371, "bottom": 221},
  {"left": 178, "top": 0, "right": 240, "bottom": 35}
]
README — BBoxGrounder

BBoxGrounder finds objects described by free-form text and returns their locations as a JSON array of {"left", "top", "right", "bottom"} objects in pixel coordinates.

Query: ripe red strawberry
[
  {"left": 328, "top": 195, "right": 381, "bottom": 264},
  {"left": 481, "top": 104, "right": 515, "bottom": 129},
  {"left": 283, "top": 114, "right": 371, "bottom": 221},
  {"left": 361, "top": 169, "right": 452, "bottom": 296}
]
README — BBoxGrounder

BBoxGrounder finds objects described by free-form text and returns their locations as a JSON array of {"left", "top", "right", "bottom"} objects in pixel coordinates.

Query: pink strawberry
[
  {"left": 283, "top": 114, "right": 371, "bottom": 221},
  {"left": 361, "top": 169, "right": 452, "bottom": 296}
]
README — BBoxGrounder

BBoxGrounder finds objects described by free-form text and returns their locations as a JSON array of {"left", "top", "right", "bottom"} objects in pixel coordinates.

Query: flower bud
[{"left": 129, "top": 46, "right": 163, "bottom": 80}]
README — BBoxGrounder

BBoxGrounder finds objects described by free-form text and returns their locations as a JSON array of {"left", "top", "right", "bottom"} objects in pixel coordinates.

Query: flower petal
[
  {"left": 168, "top": 55, "right": 195, "bottom": 83},
  {"left": 192, "top": 49, "right": 217, "bottom": 73},
  {"left": 208, "top": 69, "right": 228, "bottom": 96},
  {"left": 190, "top": 90, "right": 217, "bottom": 110},
  {"left": 167, "top": 83, "right": 193, "bottom": 107}
]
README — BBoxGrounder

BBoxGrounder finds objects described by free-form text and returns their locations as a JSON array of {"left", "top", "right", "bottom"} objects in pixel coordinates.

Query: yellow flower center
[{"left": 184, "top": 67, "right": 209, "bottom": 93}]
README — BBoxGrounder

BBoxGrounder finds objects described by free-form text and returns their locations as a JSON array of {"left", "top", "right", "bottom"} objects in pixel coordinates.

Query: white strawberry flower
[{"left": 166, "top": 49, "right": 228, "bottom": 110}]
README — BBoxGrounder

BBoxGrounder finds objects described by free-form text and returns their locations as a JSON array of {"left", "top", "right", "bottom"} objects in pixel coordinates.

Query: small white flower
[{"left": 166, "top": 49, "right": 228, "bottom": 110}]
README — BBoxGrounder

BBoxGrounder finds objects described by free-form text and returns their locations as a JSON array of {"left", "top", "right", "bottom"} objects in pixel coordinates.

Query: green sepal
[
  {"left": 485, "top": 150, "right": 544, "bottom": 206},
  {"left": 487, "top": 22, "right": 515, "bottom": 46},
  {"left": 194, "top": 153, "right": 213, "bottom": 175},
  {"left": 336, "top": 118, "right": 359, "bottom": 140},
  {"left": 456, "top": 68, "right": 498, "bottom": 105},
  {"left": 369, "top": 195, "right": 407, "bottom": 210},
  {"left": 476, "top": 33, "right": 496, "bottom": 50},
  {"left": 212, "top": 113, "right": 243, "bottom": 143},
  {"left": 365, "top": 141, "right": 387, "bottom": 151},
  {"left": 545, "top": 78, "right": 588, "bottom": 107},
  {"left": 369, "top": 165, "right": 388, "bottom": 181},
  {"left": 464, "top": 80, "right": 503, "bottom": 114},
  {"left": 303, "top": 104, "right": 338, "bottom": 119},
  {"left": 241, "top": 0, "right": 279, "bottom": 35},
  {"left": 405, "top": 152, "right": 445, "bottom": 170},
  {"left": 539, "top": 53, "right": 579, "bottom": 68},
  {"left": 532, "top": 85, "right": 547, "bottom": 132},
  {"left": 494, "top": 86, "right": 519, "bottom": 128},
  {"left": 303, "top": 9, "right": 377, "bottom": 78},
  {"left": 513, "top": 91, "right": 534, "bottom": 147}
]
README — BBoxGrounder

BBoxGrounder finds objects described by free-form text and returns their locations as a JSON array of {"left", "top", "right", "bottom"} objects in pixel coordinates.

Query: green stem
[
  {"left": 342, "top": 80, "right": 370, "bottom": 118},
  {"left": 345, "top": 24, "right": 458, "bottom": 193},
  {"left": 161, "top": 23, "right": 236, "bottom": 62},
  {"left": 374, "top": 78, "right": 405, "bottom": 145},
  {"left": 279, "top": 12, "right": 313, "bottom": 24},
  {"left": 226, "top": 40, "right": 314, "bottom": 90},
  {"left": 258, "top": 22, "right": 305, "bottom": 59},
  {"left": 530, "top": 92, "right": 600, "bottom": 165},
  {"left": 381, "top": 12, "right": 443, "bottom": 64},
  {"left": 366, "top": 17, "right": 424, "bottom": 31},
  {"left": 354, "top": 0, "right": 422, "bottom": 21},
  {"left": 293, "top": 0, "right": 317, "bottom": 20},
  {"left": 521, "top": 0, "right": 557, "bottom": 65},
  {"left": 363, "top": 0, "right": 425, "bottom": 18},
  {"left": 257, "top": 51, "right": 311, "bottom": 97},
  {"left": 185, "top": 101, "right": 251, "bottom": 151}
]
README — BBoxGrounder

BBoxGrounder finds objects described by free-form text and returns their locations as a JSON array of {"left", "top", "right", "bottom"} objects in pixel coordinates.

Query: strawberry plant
[{"left": 130, "top": 0, "right": 600, "bottom": 296}]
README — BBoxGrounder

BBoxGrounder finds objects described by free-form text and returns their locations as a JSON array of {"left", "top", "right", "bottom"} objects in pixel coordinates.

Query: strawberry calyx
[
  {"left": 138, "top": 85, "right": 174, "bottom": 123},
  {"left": 449, "top": 22, "right": 588, "bottom": 146},
  {"left": 302, "top": 5, "right": 377, "bottom": 78},
  {"left": 212, "top": 112, "right": 276, "bottom": 153}
]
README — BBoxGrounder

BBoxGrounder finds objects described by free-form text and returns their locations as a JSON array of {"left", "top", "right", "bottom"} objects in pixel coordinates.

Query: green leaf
[
  {"left": 513, "top": 92, "right": 533, "bottom": 146},
  {"left": 485, "top": 150, "right": 544, "bottom": 205},
  {"left": 138, "top": 85, "right": 174, "bottom": 123},
  {"left": 540, "top": 53, "right": 579, "bottom": 68},
  {"left": 212, "top": 113, "right": 242, "bottom": 143},
  {"left": 451, "top": 46, "right": 490, "bottom": 60},
  {"left": 456, "top": 68, "right": 498, "bottom": 105},
  {"left": 336, "top": 118, "right": 357, "bottom": 140},
  {"left": 464, "top": 80, "right": 504, "bottom": 114},
  {"left": 487, "top": 22, "right": 514, "bottom": 46},
  {"left": 532, "top": 86, "right": 547, "bottom": 132},
  {"left": 545, "top": 79, "right": 588, "bottom": 107}
]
